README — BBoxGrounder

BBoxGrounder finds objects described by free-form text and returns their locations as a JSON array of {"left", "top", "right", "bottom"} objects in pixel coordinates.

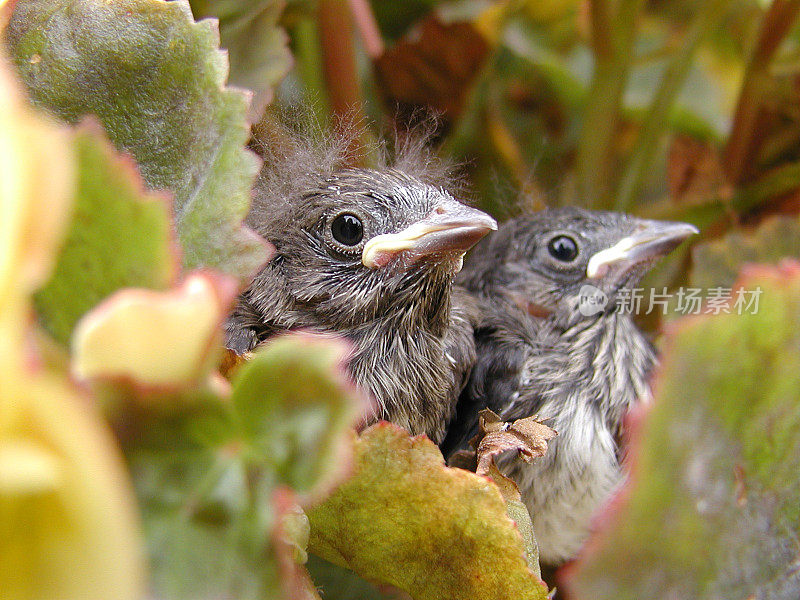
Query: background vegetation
[{"left": 1, "top": 1, "right": 799, "bottom": 599}]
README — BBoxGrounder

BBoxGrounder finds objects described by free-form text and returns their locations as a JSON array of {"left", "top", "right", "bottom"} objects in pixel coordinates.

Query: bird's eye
[
  {"left": 547, "top": 235, "right": 579, "bottom": 262},
  {"left": 330, "top": 213, "right": 364, "bottom": 246}
]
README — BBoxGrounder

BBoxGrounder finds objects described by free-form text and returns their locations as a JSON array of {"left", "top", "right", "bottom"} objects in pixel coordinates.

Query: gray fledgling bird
[
  {"left": 226, "top": 130, "right": 496, "bottom": 444},
  {"left": 442, "top": 207, "right": 697, "bottom": 565}
]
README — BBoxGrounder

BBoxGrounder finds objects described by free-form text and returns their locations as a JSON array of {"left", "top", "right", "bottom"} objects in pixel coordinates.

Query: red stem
[
  {"left": 724, "top": 0, "right": 800, "bottom": 184},
  {"left": 347, "top": 0, "right": 384, "bottom": 59}
]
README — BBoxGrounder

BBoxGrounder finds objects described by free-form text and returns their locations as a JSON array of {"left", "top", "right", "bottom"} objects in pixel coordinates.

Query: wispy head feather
[{"left": 246, "top": 111, "right": 468, "bottom": 238}]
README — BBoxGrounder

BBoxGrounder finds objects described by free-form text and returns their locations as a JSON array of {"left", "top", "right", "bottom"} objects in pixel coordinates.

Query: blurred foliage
[
  {"left": 123, "top": 335, "right": 360, "bottom": 599},
  {"left": 567, "top": 262, "right": 800, "bottom": 599},
  {"left": 71, "top": 272, "right": 234, "bottom": 391},
  {"left": 3, "top": 0, "right": 800, "bottom": 598},
  {"left": 691, "top": 214, "right": 800, "bottom": 287},
  {"left": 34, "top": 125, "right": 177, "bottom": 345},
  {"left": 0, "top": 57, "right": 145, "bottom": 600}
]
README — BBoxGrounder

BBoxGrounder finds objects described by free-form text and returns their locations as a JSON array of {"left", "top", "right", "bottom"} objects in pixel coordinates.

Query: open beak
[
  {"left": 586, "top": 219, "right": 698, "bottom": 279},
  {"left": 362, "top": 200, "right": 497, "bottom": 270}
]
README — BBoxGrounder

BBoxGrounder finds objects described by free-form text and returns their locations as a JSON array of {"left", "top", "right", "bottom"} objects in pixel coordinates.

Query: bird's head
[
  {"left": 461, "top": 207, "right": 697, "bottom": 320},
  {"left": 248, "top": 162, "right": 495, "bottom": 332}
]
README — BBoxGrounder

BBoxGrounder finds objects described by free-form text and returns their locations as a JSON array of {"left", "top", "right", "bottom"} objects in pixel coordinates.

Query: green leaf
[
  {"left": 189, "top": 0, "right": 292, "bottom": 121},
  {"left": 690, "top": 215, "right": 800, "bottom": 289},
  {"left": 566, "top": 262, "right": 800, "bottom": 600},
  {"left": 305, "top": 556, "right": 395, "bottom": 600},
  {"left": 230, "top": 334, "right": 361, "bottom": 499},
  {"left": 5, "top": 0, "right": 270, "bottom": 280},
  {"left": 34, "top": 123, "right": 176, "bottom": 344},
  {"left": 123, "top": 333, "right": 360, "bottom": 598},
  {"left": 307, "top": 424, "right": 548, "bottom": 600}
]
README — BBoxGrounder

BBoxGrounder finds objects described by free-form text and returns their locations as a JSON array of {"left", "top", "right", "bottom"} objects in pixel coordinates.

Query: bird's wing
[{"left": 440, "top": 297, "right": 539, "bottom": 458}]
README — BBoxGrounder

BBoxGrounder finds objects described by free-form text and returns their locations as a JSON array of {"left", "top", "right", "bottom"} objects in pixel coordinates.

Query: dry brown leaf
[
  {"left": 471, "top": 409, "right": 556, "bottom": 581},
  {"left": 374, "top": 15, "right": 489, "bottom": 132},
  {"left": 475, "top": 409, "right": 558, "bottom": 479},
  {"left": 667, "top": 135, "right": 730, "bottom": 207},
  {"left": 219, "top": 347, "right": 250, "bottom": 380}
]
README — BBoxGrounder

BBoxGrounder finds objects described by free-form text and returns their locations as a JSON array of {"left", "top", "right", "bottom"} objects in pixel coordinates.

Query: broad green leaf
[
  {"left": 35, "top": 123, "right": 177, "bottom": 344},
  {"left": 307, "top": 424, "right": 548, "bottom": 600},
  {"left": 5, "top": 0, "right": 270, "bottom": 280},
  {"left": 230, "top": 334, "right": 361, "bottom": 500},
  {"left": 690, "top": 215, "right": 800, "bottom": 289},
  {"left": 566, "top": 262, "right": 800, "bottom": 600},
  {"left": 189, "top": 0, "right": 292, "bottom": 121},
  {"left": 123, "top": 333, "right": 360, "bottom": 598},
  {"left": 305, "top": 556, "right": 396, "bottom": 600},
  {"left": 72, "top": 272, "right": 236, "bottom": 390}
]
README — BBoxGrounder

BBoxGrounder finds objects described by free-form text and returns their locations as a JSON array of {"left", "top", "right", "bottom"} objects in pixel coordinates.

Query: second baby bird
[{"left": 443, "top": 207, "right": 697, "bottom": 566}]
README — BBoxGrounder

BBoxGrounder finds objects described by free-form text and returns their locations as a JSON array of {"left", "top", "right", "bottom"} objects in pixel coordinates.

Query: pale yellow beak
[
  {"left": 587, "top": 220, "right": 698, "bottom": 279},
  {"left": 362, "top": 201, "right": 497, "bottom": 270}
]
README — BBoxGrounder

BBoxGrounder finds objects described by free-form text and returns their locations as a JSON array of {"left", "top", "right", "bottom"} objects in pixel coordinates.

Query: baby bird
[
  {"left": 442, "top": 207, "right": 697, "bottom": 565},
  {"left": 226, "top": 129, "right": 496, "bottom": 443}
]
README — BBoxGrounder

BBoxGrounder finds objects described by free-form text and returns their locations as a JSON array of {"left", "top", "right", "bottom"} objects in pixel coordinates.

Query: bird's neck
[
  {"left": 345, "top": 301, "right": 455, "bottom": 443},
  {"left": 555, "top": 310, "right": 656, "bottom": 421}
]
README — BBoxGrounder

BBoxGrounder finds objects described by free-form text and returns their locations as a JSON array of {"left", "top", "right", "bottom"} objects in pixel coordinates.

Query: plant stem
[
  {"left": 614, "top": 0, "right": 731, "bottom": 210},
  {"left": 575, "top": 0, "right": 646, "bottom": 208},
  {"left": 317, "top": 0, "right": 369, "bottom": 164},
  {"left": 347, "top": 0, "right": 384, "bottom": 59},
  {"left": 724, "top": 0, "right": 800, "bottom": 185},
  {"left": 732, "top": 159, "right": 800, "bottom": 213},
  {"left": 292, "top": 18, "right": 332, "bottom": 127}
]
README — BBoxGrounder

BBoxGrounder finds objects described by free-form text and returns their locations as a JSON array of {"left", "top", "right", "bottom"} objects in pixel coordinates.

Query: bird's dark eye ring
[
  {"left": 547, "top": 235, "right": 579, "bottom": 262},
  {"left": 330, "top": 213, "right": 364, "bottom": 246}
]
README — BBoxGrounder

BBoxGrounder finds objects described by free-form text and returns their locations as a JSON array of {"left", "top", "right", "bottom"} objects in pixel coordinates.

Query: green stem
[
  {"left": 614, "top": 0, "right": 731, "bottom": 210},
  {"left": 292, "top": 18, "right": 332, "bottom": 127},
  {"left": 641, "top": 160, "right": 800, "bottom": 232},
  {"left": 732, "top": 159, "right": 800, "bottom": 213},
  {"left": 575, "top": 0, "right": 646, "bottom": 208}
]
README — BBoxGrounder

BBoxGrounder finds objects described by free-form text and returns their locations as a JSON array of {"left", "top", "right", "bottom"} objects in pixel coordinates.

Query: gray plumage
[
  {"left": 226, "top": 127, "right": 495, "bottom": 444},
  {"left": 443, "top": 206, "right": 697, "bottom": 565}
]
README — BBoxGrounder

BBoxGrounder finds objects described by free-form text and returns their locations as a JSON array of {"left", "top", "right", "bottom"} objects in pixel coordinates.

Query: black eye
[
  {"left": 330, "top": 213, "right": 364, "bottom": 246},
  {"left": 547, "top": 235, "right": 578, "bottom": 262}
]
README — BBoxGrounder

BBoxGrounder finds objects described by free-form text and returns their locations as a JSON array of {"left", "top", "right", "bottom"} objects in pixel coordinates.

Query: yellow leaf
[
  {"left": 0, "top": 440, "right": 61, "bottom": 495},
  {"left": 0, "top": 373, "right": 145, "bottom": 600},
  {"left": 72, "top": 272, "right": 236, "bottom": 388},
  {"left": 0, "top": 56, "right": 72, "bottom": 349}
]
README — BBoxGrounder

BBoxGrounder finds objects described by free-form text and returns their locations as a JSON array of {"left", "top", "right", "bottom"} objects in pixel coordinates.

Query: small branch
[
  {"left": 614, "top": 0, "right": 731, "bottom": 210},
  {"left": 574, "top": 0, "right": 646, "bottom": 208},
  {"left": 317, "top": 0, "right": 369, "bottom": 165},
  {"left": 731, "top": 159, "right": 800, "bottom": 213},
  {"left": 589, "top": 0, "right": 613, "bottom": 61},
  {"left": 724, "top": 0, "right": 800, "bottom": 185}
]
